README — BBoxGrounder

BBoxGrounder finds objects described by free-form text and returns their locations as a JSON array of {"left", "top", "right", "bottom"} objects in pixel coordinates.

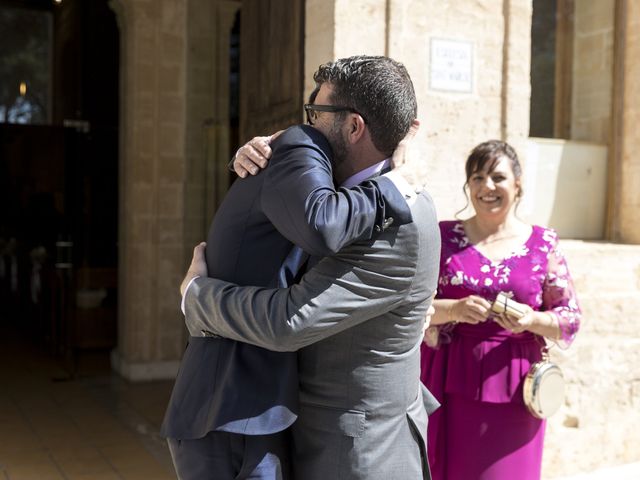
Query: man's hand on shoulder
[
  {"left": 231, "top": 130, "right": 284, "bottom": 177},
  {"left": 180, "top": 242, "right": 208, "bottom": 296}
]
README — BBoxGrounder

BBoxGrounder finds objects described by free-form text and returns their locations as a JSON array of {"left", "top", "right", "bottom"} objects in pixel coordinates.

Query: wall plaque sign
[{"left": 430, "top": 38, "right": 473, "bottom": 93}]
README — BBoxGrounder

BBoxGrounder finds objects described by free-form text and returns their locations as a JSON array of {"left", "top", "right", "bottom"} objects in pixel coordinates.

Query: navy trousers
[{"left": 167, "top": 429, "right": 290, "bottom": 480}]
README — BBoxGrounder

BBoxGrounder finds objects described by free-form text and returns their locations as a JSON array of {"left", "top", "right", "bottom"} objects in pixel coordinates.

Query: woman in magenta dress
[{"left": 421, "top": 140, "right": 581, "bottom": 480}]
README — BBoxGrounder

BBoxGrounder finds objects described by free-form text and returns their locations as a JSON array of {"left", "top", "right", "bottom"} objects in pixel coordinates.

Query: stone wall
[
  {"left": 571, "top": 0, "right": 614, "bottom": 143},
  {"left": 304, "top": 0, "right": 385, "bottom": 100},
  {"left": 304, "top": 0, "right": 532, "bottom": 221},
  {"left": 543, "top": 240, "right": 640, "bottom": 477},
  {"left": 389, "top": 0, "right": 531, "bottom": 220}
]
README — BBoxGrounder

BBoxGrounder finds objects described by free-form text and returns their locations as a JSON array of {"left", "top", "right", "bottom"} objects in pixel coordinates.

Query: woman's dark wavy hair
[
  {"left": 456, "top": 140, "right": 523, "bottom": 217},
  {"left": 313, "top": 55, "right": 417, "bottom": 157}
]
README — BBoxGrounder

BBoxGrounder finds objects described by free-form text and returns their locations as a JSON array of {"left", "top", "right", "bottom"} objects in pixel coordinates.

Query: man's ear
[{"left": 346, "top": 113, "right": 367, "bottom": 144}]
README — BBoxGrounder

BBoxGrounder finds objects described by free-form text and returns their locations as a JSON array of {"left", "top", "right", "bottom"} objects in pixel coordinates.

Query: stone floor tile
[
  {"left": 38, "top": 436, "right": 90, "bottom": 455},
  {"left": 3, "top": 460, "right": 65, "bottom": 480},
  {"left": 0, "top": 323, "right": 175, "bottom": 479},
  {"left": 83, "top": 428, "right": 140, "bottom": 449},
  {"left": 98, "top": 442, "right": 160, "bottom": 471},
  {"left": 65, "top": 473, "right": 122, "bottom": 480},
  {"left": 0, "top": 434, "right": 44, "bottom": 459},
  {"left": 117, "top": 465, "right": 177, "bottom": 480},
  {"left": 50, "top": 446, "right": 114, "bottom": 477},
  {"left": 0, "top": 450, "right": 50, "bottom": 468}
]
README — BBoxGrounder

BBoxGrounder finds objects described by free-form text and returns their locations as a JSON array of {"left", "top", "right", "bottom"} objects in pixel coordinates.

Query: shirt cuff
[{"left": 181, "top": 276, "right": 200, "bottom": 315}]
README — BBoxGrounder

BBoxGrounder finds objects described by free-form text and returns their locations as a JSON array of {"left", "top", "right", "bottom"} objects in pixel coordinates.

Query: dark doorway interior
[{"left": 0, "top": 0, "right": 119, "bottom": 374}]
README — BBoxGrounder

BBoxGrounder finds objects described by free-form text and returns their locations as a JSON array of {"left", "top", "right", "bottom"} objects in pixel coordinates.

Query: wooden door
[{"left": 239, "top": 0, "right": 304, "bottom": 143}]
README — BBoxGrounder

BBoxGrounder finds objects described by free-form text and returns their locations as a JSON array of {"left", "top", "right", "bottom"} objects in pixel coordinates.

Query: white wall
[{"left": 521, "top": 138, "right": 608, "bottom": 239}]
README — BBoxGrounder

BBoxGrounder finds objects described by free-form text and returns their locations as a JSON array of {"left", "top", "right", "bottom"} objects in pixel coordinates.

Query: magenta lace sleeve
[{"left": 543, "top": 240, "right": 581, "bottom": 348}]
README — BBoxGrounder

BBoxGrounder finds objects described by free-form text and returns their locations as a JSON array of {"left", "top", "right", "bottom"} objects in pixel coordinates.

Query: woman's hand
[
  {"left": 232, "top": 130, "right": 284, "bottom": 178},
  {"left": 492, "top": 300, "right": 534, "bottom": 333},
  {"left": 449, "top": 295, "right": 492, "bottom": 324}
]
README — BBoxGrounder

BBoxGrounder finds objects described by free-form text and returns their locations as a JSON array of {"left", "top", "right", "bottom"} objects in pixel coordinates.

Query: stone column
[
  {"left": 608, "top": 0, "right": 640, "bottom": 243},
  {"left": 110, "top": 0, "right": 188, "bottom": 380},
  {"left": 304, "top": 0, "right": 386, "bottom": 101}
]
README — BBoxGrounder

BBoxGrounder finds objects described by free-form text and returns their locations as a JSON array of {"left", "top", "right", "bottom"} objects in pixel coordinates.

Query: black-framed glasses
[{"left": 304, "top": 104, "right": 367, "bottom": 126}]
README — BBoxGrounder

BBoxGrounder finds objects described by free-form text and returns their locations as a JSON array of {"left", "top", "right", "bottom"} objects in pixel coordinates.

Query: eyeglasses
[{"left": 304, "top": 104, "right": 367, "bottom": 126}]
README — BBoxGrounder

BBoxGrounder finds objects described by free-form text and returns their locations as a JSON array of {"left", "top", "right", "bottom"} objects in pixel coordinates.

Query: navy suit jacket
[{"left": 161, "top": 125, "right": 411, "bottom": 439}]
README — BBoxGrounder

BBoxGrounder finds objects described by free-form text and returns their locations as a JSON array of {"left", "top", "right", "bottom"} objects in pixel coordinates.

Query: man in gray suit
[{"left": 181, "top": 57, "right": 441, "bottom": 479}]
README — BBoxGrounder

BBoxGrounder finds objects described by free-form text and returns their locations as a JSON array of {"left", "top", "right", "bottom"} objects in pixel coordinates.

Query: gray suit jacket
[{"left": 184, "top": 180, "right": 441, "bottom": 480}]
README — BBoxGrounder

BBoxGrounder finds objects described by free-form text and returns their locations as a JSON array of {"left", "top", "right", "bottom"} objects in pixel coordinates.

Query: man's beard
[{"left": 327, "top": 119, "right": 349, "bottom": 171}]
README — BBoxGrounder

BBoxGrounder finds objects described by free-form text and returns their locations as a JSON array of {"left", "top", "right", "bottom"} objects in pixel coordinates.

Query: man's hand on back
[
  {"left": 389, "top": 119, "right": 420, "bottom": 185},
  {"left": 180, "top": 242, "right": 208, "bottom": 296}
]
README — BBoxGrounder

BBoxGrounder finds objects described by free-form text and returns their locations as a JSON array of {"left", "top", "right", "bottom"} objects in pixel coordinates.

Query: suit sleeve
[
  {"left": 184, "top": 235, "right": 418, "bottom": 351},
  {"left": 262, "top": 125, "right": 411, "bottom": 256}
]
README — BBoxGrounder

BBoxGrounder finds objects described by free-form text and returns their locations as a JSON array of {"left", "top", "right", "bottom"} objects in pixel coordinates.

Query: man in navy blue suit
[{"left": 161, "top": 56, "right": 417, "bottom": 479}]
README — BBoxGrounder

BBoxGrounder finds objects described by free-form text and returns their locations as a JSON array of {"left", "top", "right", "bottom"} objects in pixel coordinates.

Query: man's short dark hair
[{"left": 313, "top": 55, "right": 417, "bottom": 157}]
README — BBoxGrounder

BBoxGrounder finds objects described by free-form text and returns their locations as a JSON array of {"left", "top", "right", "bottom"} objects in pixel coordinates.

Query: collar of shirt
[{"left": 340, "top": 158, "right": 391, "bottom": 188}]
